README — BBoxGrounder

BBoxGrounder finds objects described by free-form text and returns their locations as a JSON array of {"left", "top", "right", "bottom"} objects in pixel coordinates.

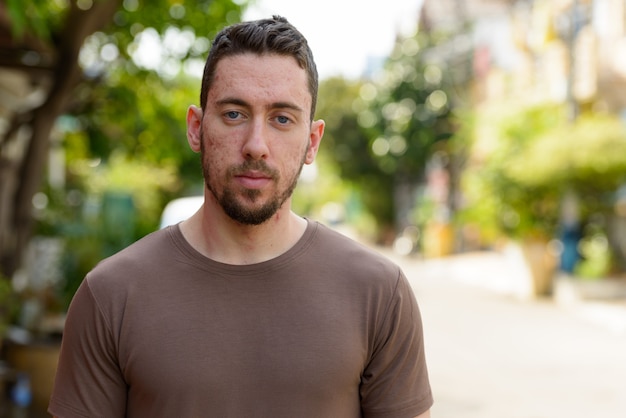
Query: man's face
[{"left": 192, "top": 53, "right": 323, "bottom": 225}]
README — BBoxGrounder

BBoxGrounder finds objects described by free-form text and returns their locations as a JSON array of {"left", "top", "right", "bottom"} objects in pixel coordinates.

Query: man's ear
[
  {"left": 186, "top": 105, "right": 203, "bottom": 153},
  {"left": 305, "top": 119, "right": 325, "bottom": 165}
]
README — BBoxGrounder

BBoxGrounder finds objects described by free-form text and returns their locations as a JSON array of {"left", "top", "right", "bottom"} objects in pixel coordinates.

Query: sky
[{"left": 243, "top": 0, "right": 424, "bottom": 79}]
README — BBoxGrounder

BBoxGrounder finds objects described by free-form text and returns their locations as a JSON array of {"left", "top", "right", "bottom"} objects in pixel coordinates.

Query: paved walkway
[{"left": 386, "top": 250, "right": 626, "bottom": 418}]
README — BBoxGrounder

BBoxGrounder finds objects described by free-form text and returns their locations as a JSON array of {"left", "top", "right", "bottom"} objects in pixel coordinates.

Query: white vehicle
[{"left": 159, "top": 196, "right": 203, "bottom": 229}]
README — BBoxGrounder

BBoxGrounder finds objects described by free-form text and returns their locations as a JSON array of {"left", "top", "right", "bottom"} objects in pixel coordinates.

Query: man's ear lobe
[{"left": 186, "top": 105, "right": 203, "bottom": 152}]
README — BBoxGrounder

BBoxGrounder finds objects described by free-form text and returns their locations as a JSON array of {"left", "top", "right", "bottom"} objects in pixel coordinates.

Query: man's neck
[{"left": 179, "top": 203, "right": 307, "bottom": 265}]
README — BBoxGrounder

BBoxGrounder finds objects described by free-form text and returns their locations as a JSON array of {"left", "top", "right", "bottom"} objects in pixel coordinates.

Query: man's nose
[{"left": 241, "top": 119, "right": 269, "bottom": 160}]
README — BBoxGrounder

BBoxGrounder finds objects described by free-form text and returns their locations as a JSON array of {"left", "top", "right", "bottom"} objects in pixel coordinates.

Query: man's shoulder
[
  {"left": 311, "top": 221, "right": 388, "bottom": 254},
  {"left": 87, "top": 227, "right": 174, "bottom": 283},
  {"left": 308, "top": 221, "right": 401, "bottom": 278}
]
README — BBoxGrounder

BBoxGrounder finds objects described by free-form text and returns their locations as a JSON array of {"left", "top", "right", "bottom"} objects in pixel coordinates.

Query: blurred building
[{"left": 422, "top": 0, "right": 626, "bottom": 117}]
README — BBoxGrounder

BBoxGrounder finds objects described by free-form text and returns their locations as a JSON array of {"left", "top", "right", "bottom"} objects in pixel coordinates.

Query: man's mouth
[{"left": 235, "top": 171, "right": 273, "bottom": 189}]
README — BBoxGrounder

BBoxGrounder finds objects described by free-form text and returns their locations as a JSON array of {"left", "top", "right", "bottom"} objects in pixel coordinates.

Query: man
[{"left": 49, "top": 16, "right": 433, "bottom": 418}]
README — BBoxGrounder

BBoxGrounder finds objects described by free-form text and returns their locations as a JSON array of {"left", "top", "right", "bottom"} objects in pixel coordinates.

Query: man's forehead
[
  {"left": 209, "top": 54, "right": 312, "bottom": 111},
  {"left": 213, "top": 53, "right": 305, "bottom": 82}
]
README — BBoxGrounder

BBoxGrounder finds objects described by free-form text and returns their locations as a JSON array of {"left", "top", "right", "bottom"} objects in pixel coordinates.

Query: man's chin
[
  {"left": 223, "top": 200, "right": 279, "bottom": 226},
  {"left": 227, "top": 212, "right": 275, "bottom": 226}
]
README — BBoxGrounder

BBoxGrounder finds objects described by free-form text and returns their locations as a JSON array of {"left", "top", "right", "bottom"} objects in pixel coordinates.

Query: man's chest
[{"left": 118, "top": 282, "right": 369, "bottom": 410}]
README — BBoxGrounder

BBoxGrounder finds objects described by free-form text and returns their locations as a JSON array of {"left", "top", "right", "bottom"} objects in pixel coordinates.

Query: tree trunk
[{"left": 0, "top": 0, "right": 121, "bottom": 279}]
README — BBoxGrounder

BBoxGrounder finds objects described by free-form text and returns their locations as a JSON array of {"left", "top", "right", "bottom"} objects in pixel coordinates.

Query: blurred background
[{"left": 1, "top": 0, "right": 626, "bottom": 416}]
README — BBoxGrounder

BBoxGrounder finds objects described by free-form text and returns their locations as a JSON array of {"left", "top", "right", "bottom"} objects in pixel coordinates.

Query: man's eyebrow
[
  {"left": 268, "top": 102, "right": 304, "bottom": 114},
  {"left": 215, "top": 97, "right": 304, "bottom": 114},
  {"left": 216, "top": 97, "right": 249, "bottom": 107}
]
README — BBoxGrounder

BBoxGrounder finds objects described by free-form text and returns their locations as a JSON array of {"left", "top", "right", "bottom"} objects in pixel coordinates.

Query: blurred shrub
[
  {"left": 34, "top": 153, "right": 181, "bottom": 312},
  {"left": 458, "top": 101, "right": 626, "bottom": 252},
  {"left": 459, "top": 101, "right": 566, "bottom": 241},
  {"left": 506, "top": 114, "right": 626, "bottom": 192},
  {"left": 575, "top": 230, "right": 612, "bottom": 279}
]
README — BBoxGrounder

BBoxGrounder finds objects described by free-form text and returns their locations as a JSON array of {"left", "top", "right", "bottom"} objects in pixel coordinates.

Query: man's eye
[
  {"left": 276, "top": 115, "right": 291, "bottom": 124},
  {"left": 225, "top": 111, "right": 241, "bottom": 120}
]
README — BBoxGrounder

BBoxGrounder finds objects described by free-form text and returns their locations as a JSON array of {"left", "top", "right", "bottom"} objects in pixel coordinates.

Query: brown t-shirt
[{"left": 49, "top": 220, "right": 432, "bottom": 417}]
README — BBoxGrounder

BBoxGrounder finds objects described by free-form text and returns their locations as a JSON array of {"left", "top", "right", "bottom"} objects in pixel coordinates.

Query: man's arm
[
  {"left": 48, "top": 279, "right": 127, "bottom": 417},
  {"left": 359, "top": 270, "right": 433, "bottom": 417}
]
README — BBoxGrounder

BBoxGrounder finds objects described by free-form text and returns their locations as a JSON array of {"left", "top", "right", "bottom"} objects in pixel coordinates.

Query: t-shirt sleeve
[
  {"left": 48, "top": 278, "right": 127, "bottom": 417},
  {"left": 360, "top": 270, "right": 433, "bottom": 418}
]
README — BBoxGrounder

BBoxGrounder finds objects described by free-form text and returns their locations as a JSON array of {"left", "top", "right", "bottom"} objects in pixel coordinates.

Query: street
[{"left": 391, "top": 251, "right": 626, "bottom": 418}]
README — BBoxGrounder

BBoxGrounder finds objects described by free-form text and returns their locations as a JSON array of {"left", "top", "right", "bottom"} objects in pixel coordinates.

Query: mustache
[{"left": 228, "top": 160, "right": 279, "bottom": 179}]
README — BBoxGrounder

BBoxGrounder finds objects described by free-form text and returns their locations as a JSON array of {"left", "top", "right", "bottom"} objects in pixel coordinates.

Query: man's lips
[{"left": 234, "top": 171, "right": 273, "bottom": 189}]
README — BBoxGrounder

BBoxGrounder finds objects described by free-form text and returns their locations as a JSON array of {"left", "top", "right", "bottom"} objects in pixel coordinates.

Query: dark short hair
[{"left": 200, "top": 15, "right": 319, "bottom": 120}]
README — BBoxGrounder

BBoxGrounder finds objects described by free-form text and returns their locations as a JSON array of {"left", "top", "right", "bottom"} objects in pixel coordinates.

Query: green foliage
[
  {"left": 33, "top": 150, "right": 181, "bottom": 311},
  {"left": 110, "top": 0, "right": 245, "bottom": 51},
  {"left": 459, "top": 102, "right": 567, "bottom": 240},
  {"left": 506, "top": 114, "right": 626, "bottom": 191},
  {"left": 82, "top": 152, "right": 181, "bottom": 235},
  {"left": 18, "top": 0, "right": 247, "bottom": 227},
  {"left": 459, "top": 100, "right": 626, "bottom": 247},
  {"left": 6, "top": 0, "right": 247, "bottom": 312},
  {"left": 67, "top": 73, "right": 200, "bottom": 193},
  {"left": 63, "top": 0, "right": 246, "bottom": 186},
  {"left": 12, "top": 0, "right": 245, "bottom": 45},
  {"left": 360, "top": 33, "right": 456, "bottom": 230},
  {"left": 11, "top": 0, "right": 247, "bottom": 185},
  {"left": 574, "top": 229, "right": 613, "bottom": 279},
  {"left": 6, "top": 0, "right": 65, "bottom": 39},
  {"left": 318, "top": 31, "right": 457, "bottom": 238}
]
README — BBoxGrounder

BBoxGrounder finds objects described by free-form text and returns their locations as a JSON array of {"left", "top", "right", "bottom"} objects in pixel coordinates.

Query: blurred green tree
[
  {"left": 319, "top": 33, "right": 457, "bottom": 242},
  {"left": 461, "top": 102, "right": 566, "bottom": 241},
  {"left": 0, "top": 0, "right": 246, "bottom": 280},
  {"left": 459, "top": 101, "right": 626, "bottom": 274}
]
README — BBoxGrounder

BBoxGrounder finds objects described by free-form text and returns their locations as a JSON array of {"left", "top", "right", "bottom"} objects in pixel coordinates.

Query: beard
[{"left": 200, "top": 131, "right": 308, "bottom": 226}]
